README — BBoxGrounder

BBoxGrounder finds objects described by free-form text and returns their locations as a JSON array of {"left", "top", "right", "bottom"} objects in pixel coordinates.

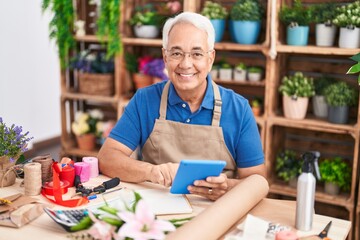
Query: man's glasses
[{"left": 164, "top": 49, "right": 213, "bottom": 61}]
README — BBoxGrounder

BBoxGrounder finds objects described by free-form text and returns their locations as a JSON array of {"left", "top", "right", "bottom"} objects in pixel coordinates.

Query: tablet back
[{"left": 170, "top": 160, "right": 226, "bottom": 194}]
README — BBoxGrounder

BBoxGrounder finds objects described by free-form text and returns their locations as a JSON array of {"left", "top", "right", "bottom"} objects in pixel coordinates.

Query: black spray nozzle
[{"left": 301, "top": 151, "right": 321, "bottom": 180}]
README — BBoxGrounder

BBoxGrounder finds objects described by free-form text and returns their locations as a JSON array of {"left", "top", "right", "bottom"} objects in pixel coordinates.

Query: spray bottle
[{"left": 295, "top": 151, "right": 320, "bottom": 231}]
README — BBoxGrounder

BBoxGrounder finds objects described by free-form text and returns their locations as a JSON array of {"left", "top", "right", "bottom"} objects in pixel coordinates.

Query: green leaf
[
  {"left": 347, "top": 63, "right": 360, "bottom": 74},
  {"left": 70, "top": 216, "right": 93, "bottom": 231},
  {"left": 15, "top": 155, "right": 26, "bottom": 165},
  {"left": 350, "top": 53, "right": 360, "bottom": 62}
]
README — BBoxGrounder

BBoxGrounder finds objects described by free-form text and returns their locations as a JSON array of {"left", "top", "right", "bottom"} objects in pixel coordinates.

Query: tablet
[{"left": 170, "top": 160, "right": 227, "bottom": 194}]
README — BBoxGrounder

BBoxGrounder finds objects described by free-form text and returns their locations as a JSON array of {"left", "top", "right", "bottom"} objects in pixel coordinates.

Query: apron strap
[
  {"left": 159, "top": 80, "right": 222, "bottom": 126},
  {"left": 211, "top": 81, "right": 222, "bottom": 127}
]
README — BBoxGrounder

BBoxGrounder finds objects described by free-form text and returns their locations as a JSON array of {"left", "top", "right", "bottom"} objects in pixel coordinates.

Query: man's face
[{"left": 163, "top": 22, "right": 215, "bottom": 94}]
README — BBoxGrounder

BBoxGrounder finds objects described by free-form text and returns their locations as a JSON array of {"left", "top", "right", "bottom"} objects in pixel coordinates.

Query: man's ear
[
  {"left": 162, "top": 48, "right": 168, "bottom": 64},
  {"left": 208, "top": 50, "right": 216, "bottom": 72}
]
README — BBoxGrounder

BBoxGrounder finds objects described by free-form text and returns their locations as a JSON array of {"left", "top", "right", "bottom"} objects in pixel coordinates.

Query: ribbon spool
[
  {"left": 59, "top": 165, "right": 75, "bottom": 187},
  {"left": 24, "top": 162, "right": 42, "bottom": 196},
  {"left": 82, "top": 157, "right": 99, "bottom": 178},
  {"left": 74, "top": 162, "right": 91, "bottom": 183},
  {"left": 43, "top": 180, "right": 70, "bottom": 195},
  {"left": 32, "top": 154, "right": 53, "bottom": 183}
]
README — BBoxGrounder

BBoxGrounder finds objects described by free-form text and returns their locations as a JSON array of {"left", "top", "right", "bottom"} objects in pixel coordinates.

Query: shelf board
[
  {"left": 214, "top": 79, "right": 265, "bottom": 87},
  {"left": 122, "top": 37, "right": 162, "bottom": 46},
  {"left": 268, "top": 116, "right": 357, "bottom": 135},
  {"left": 214, "top": 42, "right": 266, "bottom": 52},
  {"left": 62, "top": 92, "right": 118, "bottom": 103},
  {"left": 276, "top": 44, "right": 360, "bottom": 56},
  {"left": 270, "top": 183, "right": 352, "bottom": 208},
  {"left": 75, "top": 35, "right": 104, "bottom": 42}
]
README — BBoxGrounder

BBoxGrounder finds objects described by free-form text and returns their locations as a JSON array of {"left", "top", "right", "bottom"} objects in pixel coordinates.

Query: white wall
[{"left": 0, "top": 1, "right": 61, "bottom": 148}]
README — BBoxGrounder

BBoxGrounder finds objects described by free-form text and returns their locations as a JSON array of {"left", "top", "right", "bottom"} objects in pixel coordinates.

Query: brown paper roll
[{"left": 166, "top": 174, "right": 269, "bottom": 240}]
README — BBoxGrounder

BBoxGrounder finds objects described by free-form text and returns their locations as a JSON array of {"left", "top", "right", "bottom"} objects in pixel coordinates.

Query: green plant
[
  {"left": 70, "top": 49, "right": 114, "bottom": 73},
  {"left": 235, "top": 62, "right": 247, "bottom": 70},
  {"left": 125, "top": 52, "right": 139, "bottom": 74},
  {"left": 248, "top": 66, "right": 262, "bottom": 73},
  {"left": 319, "top": 157, "right": 351, "bottom": 191},
  {"left": 311, "top": 2, "right": 338, "bottom": 25},
  {"left": 220, "top": 63, "right": 232, "bottom": 69},
  {"left": 0, "top": 117, "right": 33, "bottom": 162},
  {"left": 314, "top": 76, "right": 336, "bottom": 95},
  {"left": 275, "top": 150, "right": 302, "bottom": 182},
  {"left": 129, "top": 4, "right": 161, "bottom": 26},
  {"left": 230, "top": 0, "right": 264, "bottom": 21},
  {"left": 71, "top": 109, "right": 104, "bottom": 136},
  {"left": 278, "top": 72, "right": 315, "bottom": 98},
  {"left": 41, "top": 0, "right": 75, "bottom": 69},
  {"left": 201, "top": 1, "right": 228, "bottom": 20},
  {"left": 279, "top": 0, "right": 312, "bottom": 26},
  {"left": 347, "top": 52, "right": 360, "bottom": 85},
  {"left": 333, "top": 1, "right": 360, "bottom": 28},
  {"left": 97, "top": 0, "right": 122, "bottom": 59},
  {"left": 324, "top": 81, "right": 358, "bottom": 107},
  {"left": 251, "top": 98, "right": 262, "bottom": 108}
]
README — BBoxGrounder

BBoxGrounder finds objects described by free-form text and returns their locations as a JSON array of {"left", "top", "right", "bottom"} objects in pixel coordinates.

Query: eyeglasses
[{"left": 164, "top": 48, "right": 213, "bottom": 61}]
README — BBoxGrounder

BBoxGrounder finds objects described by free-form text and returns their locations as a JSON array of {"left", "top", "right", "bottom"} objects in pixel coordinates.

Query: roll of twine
[
  {"left": 82, "top": 157, "right": 99, "bottom": 178},
  {"left": 24, "top": 162, "right": 42, "bottom": 196},
  {"left": 74, "top": 162, "right": 91, "bottom": 183},
  {"left": 59, "top": 166, "right": 75, "bottom": 187},
  {"left": 32, "top": 156, "right": 53, "bottom": 183}
]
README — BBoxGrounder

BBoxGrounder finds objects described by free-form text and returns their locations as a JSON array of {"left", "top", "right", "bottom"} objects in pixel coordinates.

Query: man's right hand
[{"left": 148, "top": 163, "right": 178, "bottom": 187}]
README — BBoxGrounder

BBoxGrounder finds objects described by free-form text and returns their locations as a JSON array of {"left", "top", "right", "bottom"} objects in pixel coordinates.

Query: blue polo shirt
[{"left": 109, "top": 77, "right": 264, "bottom": 168}]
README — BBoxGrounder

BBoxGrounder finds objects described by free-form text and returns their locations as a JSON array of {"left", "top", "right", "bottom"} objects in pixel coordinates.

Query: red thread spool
[
  {"left": 59, "top": 165, "right": 75, "bottom": 187},
  {"left": 43, "top": 180, "right": 70, "bottom": 195}
]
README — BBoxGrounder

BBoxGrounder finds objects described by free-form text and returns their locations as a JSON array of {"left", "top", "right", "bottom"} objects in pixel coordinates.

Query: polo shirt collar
[{"left": 168, "top": 77, "right": 214, "bottom": 110}]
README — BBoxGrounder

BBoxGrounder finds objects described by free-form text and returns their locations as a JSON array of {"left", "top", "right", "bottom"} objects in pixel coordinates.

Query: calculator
[{"left": 43, "top": 207, "right": 88, "bottom": 232}]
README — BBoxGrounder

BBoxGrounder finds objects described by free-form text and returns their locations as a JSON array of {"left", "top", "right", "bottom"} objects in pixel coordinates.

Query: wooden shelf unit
[{"left": 59, "top": 1, "right": 360, "bottom": 238}]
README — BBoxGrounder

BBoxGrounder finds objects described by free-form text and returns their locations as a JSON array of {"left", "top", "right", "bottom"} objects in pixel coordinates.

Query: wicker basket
[{"left": 78, "top": 73, "right": 114, "bottom": 96}]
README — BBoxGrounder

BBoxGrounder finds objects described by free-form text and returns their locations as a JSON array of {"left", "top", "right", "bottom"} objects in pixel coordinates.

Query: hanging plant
[
  {"left": 41, "top": 0, "right": 75, "bottom": 69},
  {"left": 97, "top": 0, "right": 122, "bottom": 59}
]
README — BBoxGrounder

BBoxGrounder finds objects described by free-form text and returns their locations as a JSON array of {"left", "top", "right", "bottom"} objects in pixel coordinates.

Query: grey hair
[{"left": 162, "top": 12, "right": 215, "bottom": 50}]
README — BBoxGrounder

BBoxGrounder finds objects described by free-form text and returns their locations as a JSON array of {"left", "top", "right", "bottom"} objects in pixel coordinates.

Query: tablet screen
[{"left": 170, "top": 160, "right": 226, "bottom": 194}]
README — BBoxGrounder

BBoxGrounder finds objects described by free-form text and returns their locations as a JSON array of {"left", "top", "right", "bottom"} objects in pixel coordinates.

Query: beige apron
[{"left": 142, "top": 81, "right": 237, "bottom": 177}]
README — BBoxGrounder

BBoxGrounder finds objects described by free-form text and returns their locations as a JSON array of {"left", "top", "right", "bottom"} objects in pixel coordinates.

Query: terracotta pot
[
  {"left": 0, "top": 156, "right": 17, "bottom": 187},
  {"left": 252, "top": 107, "right": 262, "bottom": 116},
  {"left": 76, "top": 134, "right": 96, "bottom": 151},
  {"left": 132, "top": 73, "right": 153, "bottom": 89}
]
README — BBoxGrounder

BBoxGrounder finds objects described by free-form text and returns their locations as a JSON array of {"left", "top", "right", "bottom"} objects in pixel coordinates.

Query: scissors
[{"left": 318, "top": 221, "right": 332, "bottom": 240}]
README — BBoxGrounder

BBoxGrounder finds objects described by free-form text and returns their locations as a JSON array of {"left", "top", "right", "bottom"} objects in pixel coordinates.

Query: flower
[
  {"left": 70, "top": 49, "right": 115, "bottom": 74},
  {"left": 71, "top": 109, "right": 104, "bottom": 136},
  {"left": 142, "top": 58, "right": 168, "bottom": 80},
  {"left": 69, "top": 192, "right": 191, "bottom": 240},
  {"left": 96, "top": 120, "right": 115, "bottom": 139},
  {"left": 333, "top": 1, "right": 360, "bottom": 28},
  {"left": 0, "top": 117, "right": 33, "bottom": 162}
]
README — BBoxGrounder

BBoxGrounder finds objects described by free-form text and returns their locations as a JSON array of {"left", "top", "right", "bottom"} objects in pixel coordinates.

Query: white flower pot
[
  {"left": 248, "top": 72, "right": 262, "bottom": 82},
  {"left": 234, "top": 69, "right": 247, "bottom": 82},
  {"left": 210, "top": 69, "right": 218, "bottom": 80},
  {"left": 219, "top": 69, "right": 232, "bottom": 81},
  {"left": 312, "top": 95, "right": 328, "bottom": 118},
  {"left": 282, "top": 95, "right": 309, "bottom": 120},
  {"left": 315, "top": 23, "right": 337, "bottom": 47},
  {"left": 338, "top": 27, "right": 360, "bottom": 49},
  {"left": 133, "top": 25, "right": 159, "bottom": 39}
]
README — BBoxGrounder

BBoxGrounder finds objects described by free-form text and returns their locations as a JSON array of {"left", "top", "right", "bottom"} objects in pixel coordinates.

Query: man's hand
[
  {"left": 148, "top": 163, "right": 179, "bottom": 187},
  {"left": 187, "top": 173, "right": 229, "bottom": 201}
]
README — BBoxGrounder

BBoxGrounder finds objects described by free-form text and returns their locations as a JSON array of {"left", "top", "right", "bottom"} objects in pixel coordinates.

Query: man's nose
[{"left": 179, "top": 53, "right": 193, "bottom": 67}]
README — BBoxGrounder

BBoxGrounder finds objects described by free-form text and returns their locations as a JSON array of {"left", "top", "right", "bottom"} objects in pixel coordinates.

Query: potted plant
[
  {"left": 319, "top": 157, "right": 351, "bottom": 195},
  {"left": 279, "top": 0, "right": 312, "bottom": 46},
  {"left": 71, "top": 109, "right": 104, "bottom": 151},
  {"left": 312, "top": 76, "right": 336, "bottom": 118},
  {"left": 70, "top": 48, "right": 115, "bottom": 96},
  {"left": 275, "top": 150, "right": 302, "bottom": 187},
  {"left": 219, "top": 63, "right": 233, "bottom": 81},
  {"left": 230, "top": 0, "right": 264, "bottom": 44},
  {"left": 125, "top": 53, "right": 153, "bottom": 89},
  {"left": 323, "top": 81, "right": 358, "bottom": 124},
  {"left": 41, "top": 0, "right": 76, "bottom": 69},
  {"left": 201, "top": 1, "right": 228, "bottom": 42},
  {"left": 129, "top": 3, "right": 161, "bottom": 39},
  {"left": 311, "top": 2, "right": 338, "bottom": 47},
  {"left": 247, "top": 66, "right": 263, "bottom": 82},
  {"left": 0, "top": 118, "right": 33, "bottom": 187},
  {"left": 333, "top": 1, "right": 360, "bottom": 48},
  {"left": 278, "top": 72, "right": 315, "bottom": 119},
  {"left": 347, "top": 52, "right": 360, "bottom": 85},
  {"left": 251, "top": 98, "right": 262, "bottom": 116},
  {"left": 210, "top": 64, "right": 219, "bottom": 80},
  {"left": 234, "top": 62, "right": 247, "bottom": 81}
]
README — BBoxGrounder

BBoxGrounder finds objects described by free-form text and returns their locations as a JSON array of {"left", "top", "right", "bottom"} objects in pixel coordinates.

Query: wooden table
[{"left": 0, "top": 176, "right": 351, "bottom": 239}]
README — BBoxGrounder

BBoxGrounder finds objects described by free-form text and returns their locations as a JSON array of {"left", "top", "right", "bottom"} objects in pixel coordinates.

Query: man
[{"left": 98, "top": 12, "right": 266, "bottom": 201}]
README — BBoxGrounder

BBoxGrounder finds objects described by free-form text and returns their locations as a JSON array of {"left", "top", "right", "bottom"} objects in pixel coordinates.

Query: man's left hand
[{"left": 187, "top": 173, "right": 229, "bottom": 201}]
